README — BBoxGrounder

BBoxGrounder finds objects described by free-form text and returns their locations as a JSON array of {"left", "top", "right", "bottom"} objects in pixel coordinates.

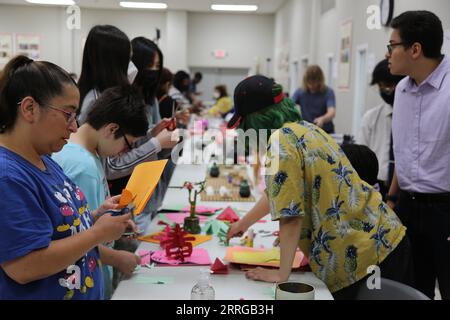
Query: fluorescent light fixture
[
  {"left": 120, "top": 2, "right": 167, "bottom": 9},
  {"left": 211, "top": 4, "right": 258, "bottom": 12},
  {"left": 26, "top": 0, "right": 75, "bottom": 4}
]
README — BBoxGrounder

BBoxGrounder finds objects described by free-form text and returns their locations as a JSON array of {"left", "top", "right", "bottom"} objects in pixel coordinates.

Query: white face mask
[
  {"left": 127, "top": 61, "right": 138, "bottom": 84},
  {"left": 213, "top": 91, "right": 220, "bottom": 99}
]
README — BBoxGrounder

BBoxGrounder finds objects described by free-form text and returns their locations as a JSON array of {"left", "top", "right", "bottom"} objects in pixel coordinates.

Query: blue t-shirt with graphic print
[{"left": 0, "top": 146, "right": 104, "bottom": 300}]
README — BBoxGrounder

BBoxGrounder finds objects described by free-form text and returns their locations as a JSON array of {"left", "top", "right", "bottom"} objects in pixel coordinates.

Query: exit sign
[{"left": 213, "top": 50, "right": 227, "bottom": 59}]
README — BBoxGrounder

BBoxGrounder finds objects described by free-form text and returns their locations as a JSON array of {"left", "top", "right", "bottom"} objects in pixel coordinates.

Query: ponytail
[{"left": 0, "top": 55, "right": 76, "bottom": 133}]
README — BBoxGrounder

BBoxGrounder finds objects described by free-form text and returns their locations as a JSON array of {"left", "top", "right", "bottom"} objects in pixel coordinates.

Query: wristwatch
[{"left": 386, "top": 194, "right": 398, "bottom": 203}]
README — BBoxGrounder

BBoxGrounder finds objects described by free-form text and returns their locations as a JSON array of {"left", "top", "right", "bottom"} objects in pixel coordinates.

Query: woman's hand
[{"left": 245, "top": 267, "right": 285, "bottom": 283}]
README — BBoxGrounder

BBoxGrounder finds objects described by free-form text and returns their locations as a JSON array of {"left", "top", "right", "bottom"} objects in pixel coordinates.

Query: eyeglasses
[
  {"left": 45, "top": 104, "right": 77, "bottom": 124},
  {"left": 17, "top": 100, "right": 77, "bottom": 124},
  {"left": 120, "top": 129, "right": 133, "bottom": 151},
  {"left": 387, "top": 42, "right": 406, "bottom": 54}
]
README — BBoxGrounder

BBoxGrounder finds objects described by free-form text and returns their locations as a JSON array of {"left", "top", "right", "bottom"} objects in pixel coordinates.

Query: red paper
[
  {"left": 160, "top": 224, "right": 195, "bottom": 262},
  {"left": 216, "top": 207, "right": 240, "bottom": 223},
  {"left": 210, "top": 258, "right": 229, "bottom": 274}
]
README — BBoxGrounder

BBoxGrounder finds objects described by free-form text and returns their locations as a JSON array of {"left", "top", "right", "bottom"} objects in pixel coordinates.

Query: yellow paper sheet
[
  {"left": 126, "top": 160, "right": 168, "bottom": 215},
  {"left": 224, "top": 246, "right": 304, "bottom": 268},
  {"left": 233, "top": 249, "right": 281, "bottom": 264}
]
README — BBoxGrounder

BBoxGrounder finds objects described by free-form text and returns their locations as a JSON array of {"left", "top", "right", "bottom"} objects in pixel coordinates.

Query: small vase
[
  {"left": 239, "top": 179, "right": 251, "bottom": 198},
  {"left": 183, "top": 216, "right": 201, "bottom": 234},
  {"left": 210, "top": 162, "right": 220, "bottom": 178}
]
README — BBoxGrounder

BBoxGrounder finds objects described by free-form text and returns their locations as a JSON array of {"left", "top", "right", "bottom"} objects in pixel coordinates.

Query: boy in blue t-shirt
[{"left": 53, "top": 86, "right": 150, "bottom": 299}]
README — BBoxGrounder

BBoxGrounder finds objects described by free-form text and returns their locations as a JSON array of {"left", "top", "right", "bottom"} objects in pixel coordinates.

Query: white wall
[
  {"left": 187, "top": 12, "right": 274, "bottom": 70},
  {"left": 274, "top": 0, "right": 450, "bottom": 134},
  {"left": 0, "top": 4, "right": 275, "bottom": 79}
]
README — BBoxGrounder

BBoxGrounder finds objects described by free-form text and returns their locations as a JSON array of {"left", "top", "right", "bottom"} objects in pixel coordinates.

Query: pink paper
[
  {"left": 150, "top": 248, "right": 212, "bottom": 266},
  {"left": 165, "top": 213, "right": 210, "bottom": 225},
  {"left": 138, "top": 250, "right": 152, "bottom": 266},
  {"left": 181, "top": 206, "right": 221, "bottom": 214}
]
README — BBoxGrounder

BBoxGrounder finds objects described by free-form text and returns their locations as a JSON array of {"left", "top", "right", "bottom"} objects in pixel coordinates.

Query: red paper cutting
[
  {"left": 216, "top": 207, "right": 240, "bottom": 223},
  {"left": 210, "top": 258, "right": 229, "bottom": 274},
  {"left": 159, "top": 224, "right": 195, "bottom": 262}
]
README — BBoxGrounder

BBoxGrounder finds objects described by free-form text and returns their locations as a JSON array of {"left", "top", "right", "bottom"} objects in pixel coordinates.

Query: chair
[{"left": 355, "top": 278, "right": 430, "bottom": 300}]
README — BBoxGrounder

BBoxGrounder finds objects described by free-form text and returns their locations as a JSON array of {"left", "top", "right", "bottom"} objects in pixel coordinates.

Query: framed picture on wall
[
  {"left": 338, "top": 19, "right": 353, "bottom": 91},
  {"left": 0, "top": 33, "right": 13, "bottom": 67},
  {"left": 16, "top": 34, "right": 41, "bottom": 60}
]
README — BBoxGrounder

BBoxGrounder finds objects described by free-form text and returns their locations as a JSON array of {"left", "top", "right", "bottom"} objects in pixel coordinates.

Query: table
[{"left": 112, "top": 136, "right": 334, "bottom": 300}]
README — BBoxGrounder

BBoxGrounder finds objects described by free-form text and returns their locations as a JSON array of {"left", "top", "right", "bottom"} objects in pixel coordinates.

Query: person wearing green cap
[{"left": 226, "top": 75, "right": 413, "bottom": 300}]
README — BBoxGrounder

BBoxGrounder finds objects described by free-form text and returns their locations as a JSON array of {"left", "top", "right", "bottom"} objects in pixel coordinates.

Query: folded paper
[
  {"left": 224, "top": 247, "right": 304, "bottom": 268},
  {"left": 216, "top": 207, "right": 240, "bottom": 223},
  {"left": 122, "top": 160, "right": 168, "bottom": 215}
]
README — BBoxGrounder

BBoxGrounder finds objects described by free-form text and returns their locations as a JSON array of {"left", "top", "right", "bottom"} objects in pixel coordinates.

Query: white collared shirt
[{"left": 356, "top": 103, "right": 393, "bottom": 182}]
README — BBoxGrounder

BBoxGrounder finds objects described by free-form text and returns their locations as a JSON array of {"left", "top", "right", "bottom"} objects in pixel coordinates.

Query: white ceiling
[{"left": 0, "top": 0, "right": 286, "bottom": 14}]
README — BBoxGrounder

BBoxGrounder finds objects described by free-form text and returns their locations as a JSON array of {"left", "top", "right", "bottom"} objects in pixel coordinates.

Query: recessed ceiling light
[
  {"left": 120, "top": 2, "right": 167, "bottom": 9},
  {"left": 26, "top": 0, "right": 75, "bottom": 5},
  {"left": 211, "top": 4, "right": 258, "bottom": 12}
]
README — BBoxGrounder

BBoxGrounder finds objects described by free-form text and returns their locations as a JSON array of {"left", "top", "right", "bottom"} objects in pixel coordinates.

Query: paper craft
[
  {"left": 123, "top": 160, "right": 168, "bottom": 215},
  {"left": 210, "top": 258, "right": 229, "bottom": 274},
  {"left": 118, "top": 189, "right": 134, "bottom": 208},
  {"left": 216, "top": 207, "right": 240, "bottom": 223},
  {"left": 150, "top": 248, "right": 212, "bottom": 266},
  {"left": 160, "top": 224, "right": 195, "bottom": 262},
  {"left": 217, "top": 222, "right": 231, "bottom": 246},
  {"left": 181, "top": 205, "right": 221, "bottom": 215},
  {"left": 224, "top": 247, "right": 304, "bottom": 268},
  {"left": 134, "top": 276, "right": 174, "bottom": 285},
  {"left": 163, "top": 213, "right": 210, "bottom": 225},
  {"left": 138, "top": 250, "right": 153, "bottom": 266},
  {"left": 139, "top": 230, "right": 212, "bottom": 247},
  {"left": 204, "top": 219, "right": 229, "bottom": 236}
]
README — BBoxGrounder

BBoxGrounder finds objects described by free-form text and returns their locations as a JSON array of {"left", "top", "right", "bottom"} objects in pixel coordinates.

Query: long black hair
[
  {"left": 0, "top": 55, "right": 76, "bottom": 133},
  {"left": 131, "top": 37, "right": 163, "bottom": 104},
  {"left": 78, "top": 25, "right": 130, "bottom": 110}
]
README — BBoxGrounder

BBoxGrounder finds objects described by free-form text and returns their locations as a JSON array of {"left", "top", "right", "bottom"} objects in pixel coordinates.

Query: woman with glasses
[
  {"left": 292, "top": 65, "right": 337, "bottom": 134},
  {"left": 0, "top": 56, "right": 133, "bottom": 300}
]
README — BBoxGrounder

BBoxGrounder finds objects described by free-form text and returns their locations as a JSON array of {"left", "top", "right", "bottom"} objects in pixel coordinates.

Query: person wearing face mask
[
  {"left": 207, "top": 85, "right": 233, "bottom": 118},
  {"left": 106, "top": 37, "right": 180, "bottom": 232},
  {"left": 356, "top": 59, "right": 405, "bottom": 198}
]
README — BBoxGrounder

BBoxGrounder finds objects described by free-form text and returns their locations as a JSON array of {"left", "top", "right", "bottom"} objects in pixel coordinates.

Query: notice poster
[
  {"left": 16, "top": 34, "right": 41, "bottom": 60},
  {"left": 338, "top": 19, "right": 353, "bottom": 91}
]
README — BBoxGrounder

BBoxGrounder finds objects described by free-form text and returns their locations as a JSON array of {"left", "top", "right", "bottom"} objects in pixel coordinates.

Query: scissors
[{"left": 164, "top": 101, "right": 178, "bottom": 131}]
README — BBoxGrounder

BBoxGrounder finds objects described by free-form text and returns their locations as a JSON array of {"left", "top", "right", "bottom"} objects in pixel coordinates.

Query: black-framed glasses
[
  {"left": 387, "top": 42, "right": 406, "bottom": 54},
  {"left": 17, "top": 100, "right": 77, "bottom": 124},
  {"left": 120, "top": 129, "right": 133, "bottom": 151}
]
